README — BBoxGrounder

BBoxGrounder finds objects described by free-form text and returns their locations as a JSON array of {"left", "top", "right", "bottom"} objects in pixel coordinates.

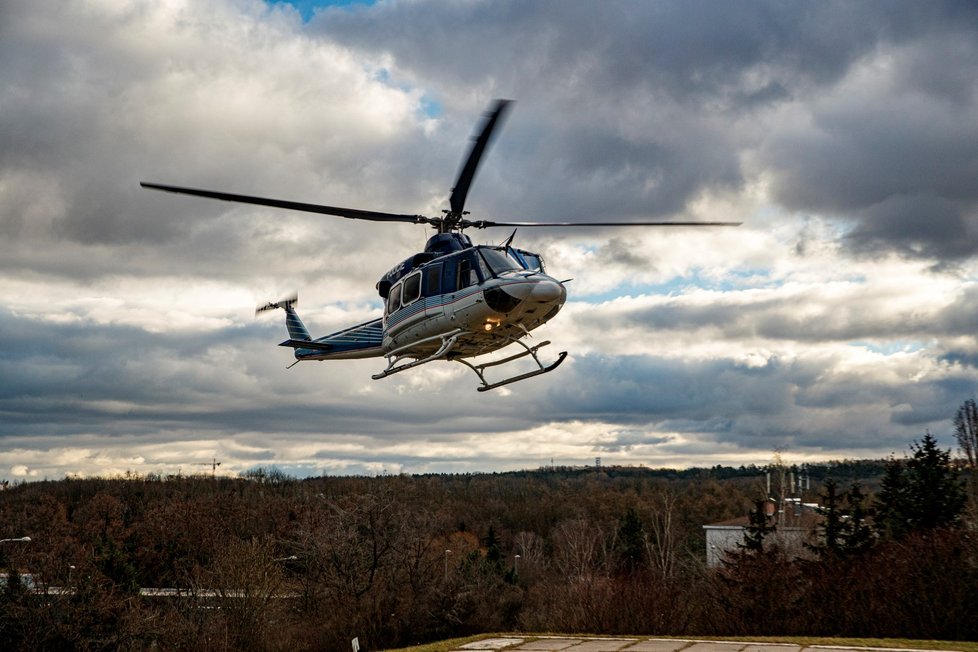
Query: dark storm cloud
[
  {"left": 314, "top": 0, "right": 978, "bottom": 260},
  {"left": 505, "top": 122, "right": 742, "bottom": 221},
  {"left": 313, "top": 1, "right": 912, "bottom": 107},
  {"left": 753, "top": 5, "right": 978, "bottom": 261},
  {"left": 761, "top": 84, "right": 978, "bottom": 260},
  {"left": 0, "top": 308, "right": 270, "bottom": 435},
  {"left": 0, "top": 4, "right": 183, "bottom": 247},
  {"left": 0, "top": 1, "right": 445, "bottom": 289},
  {"left": 590, "top": 429, "right": 672, "bottom": 454},
  {"left": 542, "top": 354, "right": 801, "bottom": 422},
  {"left": 572, "top": 276, "right": 978, "bottom": 346},
  {"left": 0, "top": 307, "right": 547, "bottom": 441},
  {"left": 844, "top": 196, "right": 977, "bottom": 262},
  {"left": 538, "top": 352, "right": 960, "bottom": 453}
]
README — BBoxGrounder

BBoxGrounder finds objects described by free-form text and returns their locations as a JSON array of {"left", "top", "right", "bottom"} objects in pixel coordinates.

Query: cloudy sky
[{"left": 2, "top": 0, "right": 977, "bottom": 480}]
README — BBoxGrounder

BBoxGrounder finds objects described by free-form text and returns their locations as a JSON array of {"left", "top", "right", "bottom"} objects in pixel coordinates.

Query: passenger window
[
  {"left": 424, "top": 264, "right": 442, "bottom": 296},
  {"left": 386, "top": 282, "right": 401, "bottom": 314},
  {"left": 402, "top": 272, "right": 421, "bottom": 305},
  {"left": 457, "top": 259, "right": 473, "bottom": 289},
  {"left": 443, "top": 260, "right": 458, "bottom": 292}
]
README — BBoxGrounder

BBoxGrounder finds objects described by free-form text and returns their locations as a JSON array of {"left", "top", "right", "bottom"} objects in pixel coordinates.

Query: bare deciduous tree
[
  {"left": 646, "top": 490, "right": 682, "bottom": 578},
  {"left": 513, "top": 530, "right": 546, "bottom": 580},
  {"left": 552, "top": 518, "right": 605, "bottom": 582},
  {"left": 200, "top": 537, "right": 292, "bottom": 651},
  {"left": 955, "top": 398, "right": 978, "bottom": 470}
]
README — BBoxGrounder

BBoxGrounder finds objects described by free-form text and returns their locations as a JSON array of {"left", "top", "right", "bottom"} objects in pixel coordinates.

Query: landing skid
[
  {"left": 371, "top": 329, "right": 567, "bottom": 391},
  {"left": 456, "top": 339, "right": 568, "bottom": 392}
]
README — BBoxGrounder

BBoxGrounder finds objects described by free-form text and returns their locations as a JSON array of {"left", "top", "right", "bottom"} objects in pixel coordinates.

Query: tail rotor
[
  {"left": 256, "top": 291, "right": 298, "bottom": 316},
  {"left": 256, "top": 292, "right": 310, "bottom": 343}
]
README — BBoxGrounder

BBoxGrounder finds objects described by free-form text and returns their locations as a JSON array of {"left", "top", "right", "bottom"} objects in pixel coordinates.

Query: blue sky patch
[
  {"left": 420, "top": 96, "right": 442, "bottom": 118},
  {"left": 848, "top": 340, "right": 930, "bottom": 356},
  {"left": 266, "top": 0, "right": 373, "bottom": 22},
  {"left": 578, "top": 268, "right": 784, "bottom": 303}
]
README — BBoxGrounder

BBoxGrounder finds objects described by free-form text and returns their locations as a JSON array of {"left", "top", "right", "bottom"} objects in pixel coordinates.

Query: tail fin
[{"left": 256, "top": 292, "right": 310, "bottom": 341}]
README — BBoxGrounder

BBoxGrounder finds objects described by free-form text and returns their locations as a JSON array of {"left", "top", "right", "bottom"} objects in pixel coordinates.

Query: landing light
[{"left": 484, "top": 323, "right": 493, "bottom": 332}]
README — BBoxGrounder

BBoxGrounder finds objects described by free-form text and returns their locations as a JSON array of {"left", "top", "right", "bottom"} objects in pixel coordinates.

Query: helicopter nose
[
  {"left": 530, "top": 279, "right": 564, "bottom": 303},
  {"left": 483, "top": 278, "right": 565, "bottom": 314}
]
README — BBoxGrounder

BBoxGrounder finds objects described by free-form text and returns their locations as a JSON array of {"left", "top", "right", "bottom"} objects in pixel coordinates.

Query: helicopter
[{"left": 142, "top": 100, "right": 739, "bottom": 391}]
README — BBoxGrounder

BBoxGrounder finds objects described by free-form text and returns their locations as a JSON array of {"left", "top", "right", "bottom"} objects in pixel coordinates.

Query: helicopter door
[
  {"left": 440, "top": 252, "right": 484, "bottom": 328},
  {"left": 385, "top": 280, "right": 402, "bottom": 323},
  {"left": 423, "top": 263, "right": 443, "bottom": 318}
]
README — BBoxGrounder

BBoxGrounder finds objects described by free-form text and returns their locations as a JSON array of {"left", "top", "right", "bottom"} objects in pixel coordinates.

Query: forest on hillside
[{"left": 0, "top": 445, "right": 975, "bottom": 651}]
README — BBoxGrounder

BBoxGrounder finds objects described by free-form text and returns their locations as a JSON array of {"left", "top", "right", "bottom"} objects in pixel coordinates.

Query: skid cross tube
[{"left": 372, "top": 329, "right": 463, "bottom": 380}]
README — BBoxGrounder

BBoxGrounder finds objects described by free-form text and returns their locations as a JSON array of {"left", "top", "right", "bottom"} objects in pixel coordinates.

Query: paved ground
[{"left": 452, "top": 638, "right": 959, "bottom": 652}]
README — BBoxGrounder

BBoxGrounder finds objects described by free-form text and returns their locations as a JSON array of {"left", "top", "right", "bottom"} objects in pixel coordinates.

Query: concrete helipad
[{"left": 450, "top": 638, "right": 960, "bottom": 652}]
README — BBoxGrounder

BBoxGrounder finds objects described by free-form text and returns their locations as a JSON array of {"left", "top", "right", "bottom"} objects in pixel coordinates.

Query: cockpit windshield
[
  {"left": 478, "top": 247, "right": 522, "bottom": 276},
  {"left": 519, "top": 253, "right": 543, "bottom": 272},
  {"left": 507, "top": 248, "right": 545, "bottom": 273}
]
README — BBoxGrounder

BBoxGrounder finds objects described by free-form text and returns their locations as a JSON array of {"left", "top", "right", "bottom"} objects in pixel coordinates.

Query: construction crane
[{"left": 193, "top": 458, "right": 222, "bottom": 477}]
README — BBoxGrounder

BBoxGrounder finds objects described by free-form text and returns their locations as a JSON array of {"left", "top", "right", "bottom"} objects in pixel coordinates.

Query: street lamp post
[
  {"left": 444, "top": 549, "right": 451, "bottom": 580},
  {"left": 514, "top": 554, "right": 520, "bottom": 575},
  {"left": 1, "top": 536, "right": 32, "bottom": 590}
]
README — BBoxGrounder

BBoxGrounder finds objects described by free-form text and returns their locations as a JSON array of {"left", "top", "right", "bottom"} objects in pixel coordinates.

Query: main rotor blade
[
  {"left": 465, "top": 219, "right": 742, "bottom": 229},
  {"left": 140, "top": 182, "right": 429, "bottom": 225},
  {"left": 449, "top": 99, "right": 513, "bottom": 215}
]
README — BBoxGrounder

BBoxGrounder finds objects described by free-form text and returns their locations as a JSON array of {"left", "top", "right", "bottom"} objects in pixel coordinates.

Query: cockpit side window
[
  {"left": 386, "top": 281, "right": 402, "bottom": 314},
  {"left": 457, "top": 257, "right": 478, "bottom": 289},
  {"left": 476, "top": 252, "right": 492, "bottom": 281}
]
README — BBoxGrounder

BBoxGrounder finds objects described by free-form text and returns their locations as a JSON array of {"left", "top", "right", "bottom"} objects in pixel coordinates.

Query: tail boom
[{"left": 279, "top": 318, "right": 384, "bottom": 360}]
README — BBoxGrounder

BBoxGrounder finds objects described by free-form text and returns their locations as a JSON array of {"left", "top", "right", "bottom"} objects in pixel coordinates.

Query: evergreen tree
[
  {"left": 739, "top": 500, "right": 774, "bottom": 553},
  {"left": 808, "top": 479, "right": 844, "bottom": 557},
  {"left": 840, "top": 482, "right": 874, "bottom": 554},
  {"left": 0, "top": 562, "right": 25, "bottom": 650},
  {"left": 97, "top": 538, "right": 139, "bottom": 594},
  {"left": 875, "top": 456, "right": 910, "bottom": 540},
  {"left": 906, "top": 432, "right": 965, "bottom": 530},
  {"left": 483, "top": 525, "right": 501, "bottom": 564},
  {"left": 3, "top": 562, "right": 24, "bottom": 600},
  {"left": 614, "top": 507, "right": 646, "bottom": 572},
  {"left": 876, "top": 433, "right": 965, "bottom": 538}
]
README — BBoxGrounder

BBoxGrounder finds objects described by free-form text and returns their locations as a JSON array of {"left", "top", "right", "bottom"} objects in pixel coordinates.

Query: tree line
[{"left": 0, "top": 425, "right": 975, "bottom": 650}]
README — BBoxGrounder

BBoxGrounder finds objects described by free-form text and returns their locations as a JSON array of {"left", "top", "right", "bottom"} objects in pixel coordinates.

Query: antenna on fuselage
[{"left": 502, "top": 228, "right": 518, "bottom": 248}]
